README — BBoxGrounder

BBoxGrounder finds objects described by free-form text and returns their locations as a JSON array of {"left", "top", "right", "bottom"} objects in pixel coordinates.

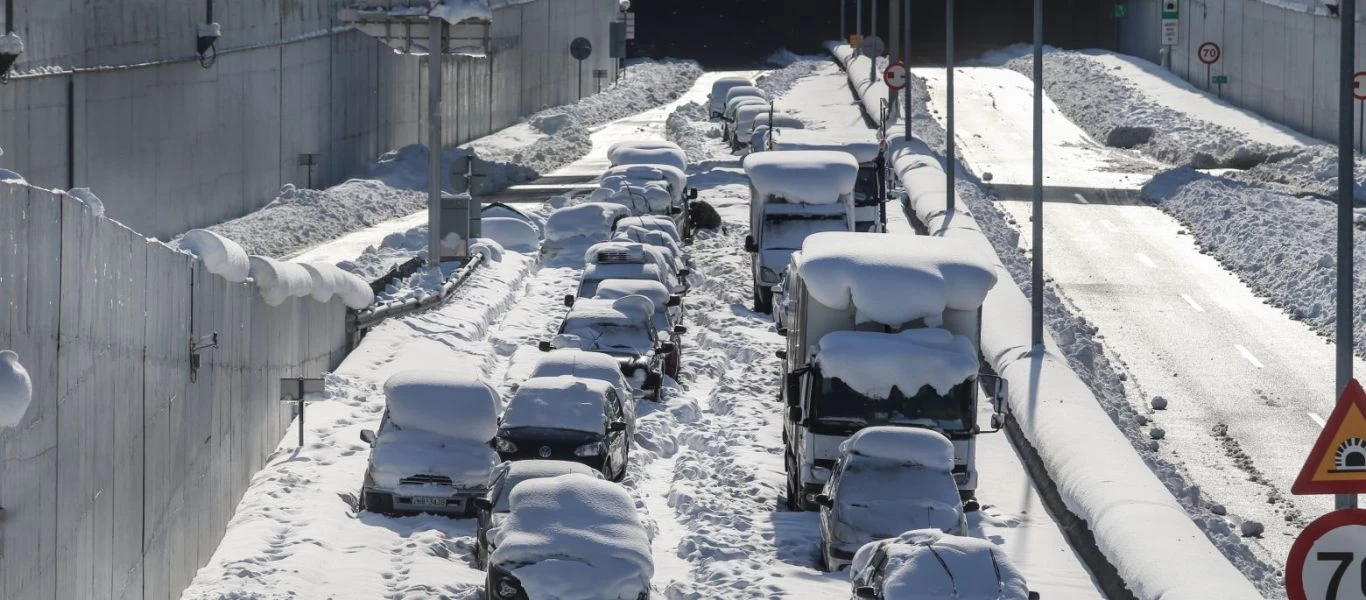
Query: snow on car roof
[
  {"left": 840, "top": 426, "right": 956, "bottom": 470},
  {"left": 709, "top": 77, "right": 755, "bottom": 112},
  {"left": 545, "top": 202, "right": 630, "bottom": 243},
  {"left": 796, "top": 231, "right": 997, "bottom": 326},
  {"left": 852, "top": 530, "right": 1030, "bottom": 600},
  {"left": 813, "top": 329, "right": 978, "bottom": 398},
  {"left": 503, "top": 459, "right": 600, "bottom": 481},
  {"left": 586, "top": 241, "right": 652, "bottom": 264},
  {"left": 491, "top": 473, "right": 653, "bottom": 599},
  {"left": 723, "top": 85, "right": 768, "bottom": 105},
  {"left": 369, "top": 430, "right": 499, "bottom": 490},
  {"left": 500, "top": 376, "right": 615, "bottom": 433},
  {"left": 607, "top": 144, "right": 688, "bottom": 172},
  {"left": 565, "top": 296, "right": 656, "bottom": 326},
  {"left": 529, "top": 349, "right": 630, "bottom": 393},
  {"left": 599, "top": 185, "right": 673, "bottom": 214},
  {"left": 758, "top": 128, "right": 881, "bottom": 163},
  {"left": 750, "top": 113, "right": 805, "bottom": 130},
  {"left": 613, "top": 216, "right": 680, "bottom": 242},
  {"left": 606, "top": 139, "right": 682, "bottom": 160},
  {"left": 603, "top": 163, "right": 686, "bottom": 193},
  {"left": 725, "top": 96, "right": 770, "bottom": 117},
  {"left": 743, "top": 150, "right": 860, "bottom": 205},
  {"left": 593, "top": 279, "right": 672, "bottom": 307},
  {"left": 383, "top": 370, "right": 501, "bottom": 441}
]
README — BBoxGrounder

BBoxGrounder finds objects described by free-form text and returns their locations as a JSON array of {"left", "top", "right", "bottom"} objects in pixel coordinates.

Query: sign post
[
  {"left": 570, "top": 37, "right": 592, "bottom": 100},
  {"left": 1212, "top": 74, "right": 1228, "bottom": 98},
  {"left": 1161, "top": 0, "right": 1178, "bottom": 67},
  {"left": 280, "top": 378, "right": 325, "bottom": 448},
  {"left": 1340, "top": 0, "right": 1359, "bottom": 513},
  {"left": 1198, "top": 42, "right": 1221, "bottom": 90},
  {"left": 1354, "top": 71, "right": 1366, "bottom": 152}
]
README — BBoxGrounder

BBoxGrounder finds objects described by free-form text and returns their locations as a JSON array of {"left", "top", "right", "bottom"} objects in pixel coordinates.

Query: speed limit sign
[
  {"left": 1198, "top": 42, "right": 1221, "bottom": 65},
  {"left": 1288, "top": 509, "right": 1366, "bottom": 600}
]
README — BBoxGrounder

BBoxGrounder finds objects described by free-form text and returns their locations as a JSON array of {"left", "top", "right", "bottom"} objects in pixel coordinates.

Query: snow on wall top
[
  {"left": 383, "top": 370, "right": 501, "bottom": 441},
  {"left": 760, "top": 129, "right": 881, "bottom": 163},
  {"left": 852, "top": 530, "right": 1030, "bottom": 600},
  {"left": 607, "top": 146, "right": 688, "bottom": 173},
  {"left": 840, "top": 426, "right": 956, "bottom": 470},
  {"left": 797, "top": 231, "right": 997, "bottom": 325},
  {"left": 177, "top": 229, "right": 250, "bottom": 283},
  {"left": 491, "top": 473, "right": 653, "bottom": 599},
  {"left": 500, "top": 376, "right": 615, "bottom": 433},
  {"left": 248, "top": 255, "right": 314, "bottom": 307},
  {"left": 0, "top": 350, "right": 33, "bottom": 429},
  {"left": 743, "top": 150, "right": 859, "bottom": 205},
  {"left": 814, "top": 329, "right": 978, "bottom": 398}
]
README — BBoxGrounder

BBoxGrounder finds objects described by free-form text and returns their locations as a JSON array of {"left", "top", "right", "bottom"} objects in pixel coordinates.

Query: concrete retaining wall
[
  {"left": 1121, "top": 0, "right": 1366, "bottom": 143},
  {"left": 0, "top": 181, "right": 350, "bottom": 600},
  {"left": 0, "top": 0, "right": 620, "bottom": 239}
]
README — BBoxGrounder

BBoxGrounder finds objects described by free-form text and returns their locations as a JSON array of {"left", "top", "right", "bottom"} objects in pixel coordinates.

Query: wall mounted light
[
  {"left": 0, "top": 0, "right": 22, "bottom": 83},
  {"left": 198, "top": 0, "right": 220, "bottom": 68}
]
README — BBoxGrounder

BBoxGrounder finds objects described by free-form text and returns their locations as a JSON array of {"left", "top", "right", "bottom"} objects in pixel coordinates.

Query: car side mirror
[
  {"left": 814, "top": 493, "right": 834, "bottom": 508},
  {"left": 359, "top": 429, "right": 377, "bottom": 446},
  {"left": 744, "top": 235, "right": 757, "bottom": 253},
  {"left": 659, "top": 342, "right": 677, "bottom": 354},
  {"left": 563, "top": 294, "right": 576, "bottom": 307},
  {"left": 776, "top": 327, "right": 788, "bottom": 337},
  {"left": 673, "top": 325, "right": 688, "bottom": 335},
  {"left": 785, "top": 373, "right": 802, "bottom": 406},
  {"left": 774, "top": 349, "right": 787, "bottom": 360},
  {"left": 472, "top": 497, "right": 494, "bottom": 512},
  {"left": 608, "top": 421, "right": 627, "bottom": 433},
  {"left": 666, "top": 295, "right": 682, "bottom": 307},
  {"left": 643, "top": 371, "right": 663, "bottom": 390},
  {"left": 786, "top": 405, "right": 802, "bottom": 423},
  {"left": 855, "top": 586, "right": 878, "bottom": 599},
  {"left": 687, "top": 188, "right": 698, "bottom": 200},
  {"left": 538, "top": 341, "right": 552, "bottom": 352}
]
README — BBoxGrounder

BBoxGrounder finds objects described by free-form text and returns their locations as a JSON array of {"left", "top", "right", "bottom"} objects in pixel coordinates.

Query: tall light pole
[
  {"left": 1336, "top": 0, "right": 1357, "bottom": 511},
  {"left": 427, "top": 17, "right": 446, "bottom": 267},
  {"left": 840, "top": 0, "right": 847, "bottom": 41},
  {"left": 1030, "top": 0, "right": 1044, "bottom": 347},
  {"left": 902, "top": 0, "right": 910, "bottom": 141},
  {"left": 857, "top": 0, "right": 863, "bottom": 38},
  {"left": 872, "top": 0, "right": 879, "bottom": 44},
  {"left": 945, "top": 0, "right": 955, "bottom": 213}
]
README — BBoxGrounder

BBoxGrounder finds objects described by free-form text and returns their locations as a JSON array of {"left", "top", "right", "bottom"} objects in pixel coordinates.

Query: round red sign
[
  {"left": 1198, "top": 42, "right": 1221, "bottom": 65},
  {"left": 1355, "top": 71, "right": 1366, "bottom": 101},
  {"left": 1287, "top": 509, "right": 1366, "bottom": 600}
]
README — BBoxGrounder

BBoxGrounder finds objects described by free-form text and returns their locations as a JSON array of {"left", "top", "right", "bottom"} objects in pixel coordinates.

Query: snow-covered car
[
  {"left": 849, "top": 529, "right": 1036, "bottom": 600},
  {"left": 590, "top": 184, "right": 676, "bottom": 216},
  {"left": 483, "top": 201, "right": 541, "bottom": 235},
  {"left": 601, "top": 163, "right": 692, "bottom": 204},
  {"left": 472, "top": 460, "right": 603, "bottom": 569},
  {"left": 486, "top": 473, "right": 653, "bottom": 600},
  {"left": 493, "top": 376, "right": 633, "bottom": 481},
  {"left": 612, "top": 225, "right": 687, "bottom": 273},
  {"left": 607, "top": 141, "right": 688, "bottom": 173},
  {"left": 542, "top": 295, "right": 673, "bottom": 389},
  {"left": 732, "top": 103, "right": 776, "bottom": 151},
  {"left": 741, "top": 115, "right": 805, "bottom": 152},
  {"left": 544, "top": 202, "right": 632, "bottom": 247},
  {"left": 586, "top": 278, "right": 685, "bottom": 379},
  {"left": 579, "top": 241, "right": 687, "bottom": 296},
  {"left": 708, "top": 76, "right": 754, "bottom": 118},
  {"left": 815, "top": 427, "right": 967, "bottom": 571},
  {"left": 721, "top": 96, "right": 770, "bottom": 142},
  {"left": 357, "top": 370, "right": 502, "bottom": 517},
  {"left": 613, "top": 216, "right": 682, "bottom": 246},
  {"left": 526, "top": 347, "right": 642, "bottom": 410}
]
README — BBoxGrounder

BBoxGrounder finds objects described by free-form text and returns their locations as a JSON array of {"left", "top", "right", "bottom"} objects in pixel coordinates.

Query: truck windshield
[
  {"left": 810, "top": 376, "right": 973, "bottom": 433},
  {"left": 761, "top": 214, "right": 848, "bottom": 250},
  {"left": 853, "top": 167, "right": 879, "bottom": 208}
]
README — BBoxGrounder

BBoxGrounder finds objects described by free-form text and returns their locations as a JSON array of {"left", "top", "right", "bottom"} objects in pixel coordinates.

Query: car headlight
[
  {"left": 760, "top": 266, "right": 779, "bottom": 284},
  {"left": 492, "top": 568, "right": 523, "bottom": 599},
  {"left": 574, "top": 442, "right": 604, "bottom": 457},
  {"left": 494, "top": 437, "right": 518, "bottom": 453}
]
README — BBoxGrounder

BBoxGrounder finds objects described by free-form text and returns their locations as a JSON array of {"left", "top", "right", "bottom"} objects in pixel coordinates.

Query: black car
[
  {"left": 471, "top": 460, "right": 603, "bottom": 569},
  {"left": 492, "top": 376, "right": 632, "bottom": 481},
  {"left": 541, "top": 295, "right": 672, "bottom": 397}
]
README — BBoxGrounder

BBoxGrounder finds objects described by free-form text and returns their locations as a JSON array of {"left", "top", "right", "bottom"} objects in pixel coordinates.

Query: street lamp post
[
  {"left": 945, "top": 0, "right": 955, "bottom": 213},
  {"left": 1031, "top": 0, "right": 1044, "bottom": 347},
  {"left": 1336, "top": 0, "right": 1357, "bottom": 511},
  {"left": 902, "top": 0, "right": 910, "bottom": 141},
  {"left": 427, "top": 17, "right": 446, "bottom": 267}
]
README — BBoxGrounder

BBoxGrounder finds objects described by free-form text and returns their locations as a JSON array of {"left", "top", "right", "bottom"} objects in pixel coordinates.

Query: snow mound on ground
[
  {"left": 491, "top": 473, "right": 653, "bottom": 600},
  {"left": 843, "top": 426, "right": 955, "bottom": 469},
  {"left": 798, "top": 232, "right": 997, "bottom": 326},
  {"left": 481, "top": 217, "right": 540, "bottom": 252},
  {"left": 177, "top": 229, "right": 250, "bottom": 282},
  {"left": 743, "top": 150, "right": 859, "bottom": 204},
  {"left": 815, "top": 329, "right": 978, "bottom": 398},
  {"left": 755, "top": 54, "right": 827, "bottom": 97},
  {"left": 66, "top": 187, "right": 105, "bottom": 217},
  {"left": 0, "top": 350, "right": 33, "bottom": 429},
  {"left": 248, "top": 255, "right": 313, "bottom": 306},
  {"left": 545, "top": 202, "right": 629, "bottom": 243},
  {"left": 501, "top": 376, "right": 614, "bottom": 433},
  {"left": 384, "top": 370, "right": 501, "bottom": 440},
  {"left": 853, "top": 530, "right": 1030, "bottom": 600}
]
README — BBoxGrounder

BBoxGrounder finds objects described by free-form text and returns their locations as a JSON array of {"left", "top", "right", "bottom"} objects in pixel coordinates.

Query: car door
[{"left": 606, "top": 390, "right": 629, "bottom": 467}]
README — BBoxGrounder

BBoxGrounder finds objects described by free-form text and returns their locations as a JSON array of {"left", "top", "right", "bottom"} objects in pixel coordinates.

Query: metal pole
[
  {"left": 1337, "top": 0, "right": 1358, "bottom": 511},
  {"left": 4, "top": 0, "right": 13, "bottom": 34},
  {"left": 856, "top": 0, "right": 863, "bottom": 38},
  {"left": 427, "top": 17, "right": 445, "bottom": 266},
  {"left": 873, "top": 0, "right": 879, "bottom": 43},
  {"left": 578, "top": 60, "right": 584, "bottom": 100},
  {"left": 945, "top": 0, "right": 955, "bottom": 213},
  {"left": 1031, "top": 0, "right": 1044, "bottom": 348},
  {"left": 902, "top": 0, "right": 910, "bottom": 141},
  {"left": 841, "top": 0, "right": 847, "bottom": 40}
]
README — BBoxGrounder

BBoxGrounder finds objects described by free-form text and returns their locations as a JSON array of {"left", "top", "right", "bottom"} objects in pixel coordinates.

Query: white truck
[
  {"left": 742, "top": 150, "right": 858, "bottom": 313},
  {"left": 777, "top": 231, "right": 1004, "bottom": 510},
  {"left": 751, "top": 128, "right": 885, "bottom": 232}
]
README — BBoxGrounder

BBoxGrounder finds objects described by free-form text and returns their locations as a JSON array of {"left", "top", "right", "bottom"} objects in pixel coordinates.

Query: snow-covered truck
[
  {"left": 777, "top": 232, "right": 1004, "bottom": 510},
  {"left": 752, "top": 128, "right": 885, "bottom": 232},
  {"left": 742, "top": 150, "right": 859, "bottom": 313}
]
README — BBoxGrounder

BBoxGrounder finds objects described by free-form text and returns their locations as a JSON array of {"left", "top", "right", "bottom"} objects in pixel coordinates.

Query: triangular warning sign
[{"left": 1293, "top": 379, "right": 1366, "bottom": 495}]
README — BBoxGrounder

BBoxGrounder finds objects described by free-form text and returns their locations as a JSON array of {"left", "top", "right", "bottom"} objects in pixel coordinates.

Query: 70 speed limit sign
[{"left": 1289, "top": 509, "right": 1366, "bottom": 600}]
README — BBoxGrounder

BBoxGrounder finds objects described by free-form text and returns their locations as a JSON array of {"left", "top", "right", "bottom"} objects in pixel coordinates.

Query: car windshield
[
  {"left": 761, "top": 214, "right": 848, "bottom": 250},
  {"left": 853, "top": 167, "right": 879, "bottom": 207},
  {"left": 562, "top": 320, "right": 654, "bottom": 354},
  {"left": 811, "top": 376, "right": 972, "bottom": 433}
]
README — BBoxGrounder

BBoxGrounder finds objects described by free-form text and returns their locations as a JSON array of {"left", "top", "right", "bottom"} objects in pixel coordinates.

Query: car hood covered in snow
[
  {"left": 851, "top": 530, "right": 1030, "bottom": 600},
  {"left": 369, "top": 428, "right": 500, "bottom": 490}
]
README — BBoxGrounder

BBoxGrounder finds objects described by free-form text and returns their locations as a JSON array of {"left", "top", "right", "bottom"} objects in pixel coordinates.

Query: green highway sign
[
  {"left": 1212, "top": 75, "right": 1228, "bottom": 85},
  {"left": 1115, "top": 3, "right": 1127, "bottom": 18},
  {"left": 1161, "top": 0, "right": 1179, "bottom": 19}
]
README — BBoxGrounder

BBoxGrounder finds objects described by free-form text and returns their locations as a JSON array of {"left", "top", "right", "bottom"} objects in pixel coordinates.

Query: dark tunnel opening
[{"left": 629, "top": 0, "right": 1121, "bottom": 68}]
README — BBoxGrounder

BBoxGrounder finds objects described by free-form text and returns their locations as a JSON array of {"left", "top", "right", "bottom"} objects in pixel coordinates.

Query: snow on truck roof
[
  {"left": 756, "top": 129, "right": 881, "bottom": 163},
  {"left": 383, "top": 370, "right": 501, "bottom": 441},
  {"left": 852, "top": 530, "right": 1030, "bottom": 600},
  {"left": 743, "top": 150, "right": 860, "bottom": 204},
  {"left": 796, "top": 231, "right": 997, "bottom": 326},
  {"left": 500, "top": 376, "right": 616, "bottom": 433},
  {"left": 607, "top": 142, "right": 687, "bottom": 172},
  {"left": 840, "top": 426, "right": 956, "bottom": 471},
  {"left": 491, "top": 473, "right": 653, "bottom": 599},
  {"left": 813, "top": 329, "right": 978, "bottom": 398}
]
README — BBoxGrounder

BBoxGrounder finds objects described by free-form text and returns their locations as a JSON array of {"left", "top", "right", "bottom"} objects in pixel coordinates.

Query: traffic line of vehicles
[
  {"left": 351, "top": 139, "right": 702, "bottom": 600},
  {"left": 726, "top": 71, "right": 1040, "bottom": 598}
]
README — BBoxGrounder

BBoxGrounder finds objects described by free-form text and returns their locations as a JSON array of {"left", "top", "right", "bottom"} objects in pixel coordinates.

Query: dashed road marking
[
  {"left": 1073, "top": 193, "right": 1089, "bottom": 204},
  {"left": 1309, "top": 412, "right": 1327, "bottom": 428},
  {"left": 1234, "top": 344, "right": 1265, "bottom": 369},
  {"left": 1135, "top": 253, "right": 1157, "bottom": 268},
  {"left": 1100, "top": 219, "right": 1120, "bottom": 233},
  {"left": 1180, "top": 294, "right": 1205, "bottom": 312}
]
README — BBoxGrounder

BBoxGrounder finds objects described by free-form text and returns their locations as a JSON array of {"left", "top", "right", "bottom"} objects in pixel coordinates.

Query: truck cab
[
  {"left": 742, "top": 150, "right": 858, "bottom": 313},
  {"left": 751, "top": 129, "right": 886, "bottom": 232},
  {"left": 778, "top": 232, "right": 1002, "bottom": 510}
]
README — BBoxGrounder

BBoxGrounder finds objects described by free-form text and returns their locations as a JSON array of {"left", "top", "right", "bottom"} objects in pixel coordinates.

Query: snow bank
[
  {"left": 177, "top": 229, "right": 251, "bottom": 283},
  {"left": 608, "top": 146, "right": 688, "bottom": 173},
  {"left": 370, "top": 431, "right": 499, "bottom": 489},
  {"left": 708, "top": 76, "right": 754, "bottom": 115},
  {"left": 544, "top": 202, "right": 629, "bottom": 243},
  {"left": 66, "top": 187, "right": 105, "bottom": 217},
  {"left": 0, "top": 350, "right": 33, "bottom": 429},
  {"left": 814, "top": 329, "right": 977, "bottom": 398},
  {"left": 481, "top": 217, "right": 540, "bottom": 252},
  {"left": 491, "top": 473, "right": 653, "bottom": 600},
  {"left": 247, "top": 255, "right": 314, "bottom": 306},
  {"left": 852, "top": 530, "right": 1030, "bottom": 600},
  {"left": 743, "top": 150, "right": 859, "bottom": 205},
  {"left": 383, "top": 370, "right": 501, "bottom": 441},
  {"left": 500, "top": 376, "right": 614, "bottom": 434},
  {"left": 797, "top": 231, "right": 997, "bottom": 326},
  {"left": 0, "top": 32, "right": 24, "bottom": 55}
]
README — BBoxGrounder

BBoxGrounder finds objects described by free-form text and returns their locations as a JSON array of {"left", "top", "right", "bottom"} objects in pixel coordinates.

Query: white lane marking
[
  {"left": 1135, "top": 253, "right": 1157, "bottom": 268},
  {"left": 1309, "top": 412, "right": 1327, "bottom": 428},
  {"left": 1180, "top": 294, "right": 1206, "bottom": 313},
  {"left": 1100, "top": 219, "right": 1120, "bottom": 233},
  {"left": 1234, "top": 344, "right": 1265, "bottom": 369},
  {"left": 1073, "top": 193, "right": 1089, "bottom": 204}
]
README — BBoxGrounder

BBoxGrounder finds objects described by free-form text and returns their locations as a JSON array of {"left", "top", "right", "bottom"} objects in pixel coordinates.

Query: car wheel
[
  {"left": 784, "top": 455, "right": 799, "bottom": 511},
  {"left": 753, "top": 284, "right": 772, "bottom": 313},
  {"left": 818, "top": 538, "right": 832, "bottom": 572}
]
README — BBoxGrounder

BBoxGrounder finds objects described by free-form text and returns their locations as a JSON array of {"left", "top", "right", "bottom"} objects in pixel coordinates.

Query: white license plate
[{"left": 412, "top": 497, "right": 448, "bottom": 507}]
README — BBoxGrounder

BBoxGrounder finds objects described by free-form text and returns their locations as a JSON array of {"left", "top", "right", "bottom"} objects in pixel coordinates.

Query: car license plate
[{"left": 412, "top": 497, "right": 448, "bottom": 507}]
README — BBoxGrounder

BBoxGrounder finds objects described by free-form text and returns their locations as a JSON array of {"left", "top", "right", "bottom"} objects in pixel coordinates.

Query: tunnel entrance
[{"left": 630, "top": 0, "right": 1119, "bottom": 68}]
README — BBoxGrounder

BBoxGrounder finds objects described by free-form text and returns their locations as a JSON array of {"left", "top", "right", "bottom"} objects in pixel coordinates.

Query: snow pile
[
  {"left": 851, "top": 530, "right": 1030, "bottom": 600},
  {"left": 176, "top": 229, "right": 250, "bottom": 282},
  {"left": 813, "top": 329, "right": 978, "bottom": 397},
  {"left": 384, "top": 370, "right": 501, "bottom": 440},
  {"left": 754, "top": 53, "right": 826, "bottom": 97},
  {"left": 248, "top": 255, "right": 314, "bottom": 306},
  {"left": 608, "top": 145, "right": 688, "bottom": 173},
  {"left": 545, "top": 202, "right": 630, "bottom": 243},
  {"left": 797, "top": 231, "right": 997, "bottom": 326},
  {"left": 500, "top": 376, "right": 614, "bottom": 434},
  {"left": 665, "top": 104, "right": 725, "bottom": 163},
  {"left": 66, "top": 187, "right": 105, "bottom": 217},
  {"left": 0, "top": 32, "right": 24, "bottom": 55},
  {"left": 743, "top": 150, "right": 859, "bottom": 204},
  {"left": 843, "top": 426, "right": 955, "bottom": 469},
  {"left": 0, "top": 350, "right": 33, "bottom": 429},
  {"left": 481, "top": 217, "right": 540, "bottom": 252},
  {"left": 490, "top": 473, "right": 653, "bottom": 600}
]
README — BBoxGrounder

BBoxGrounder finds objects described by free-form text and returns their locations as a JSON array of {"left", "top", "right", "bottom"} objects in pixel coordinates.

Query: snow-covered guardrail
[{"left": 349, "top": 251, "right": 487, "bottom": 338}]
